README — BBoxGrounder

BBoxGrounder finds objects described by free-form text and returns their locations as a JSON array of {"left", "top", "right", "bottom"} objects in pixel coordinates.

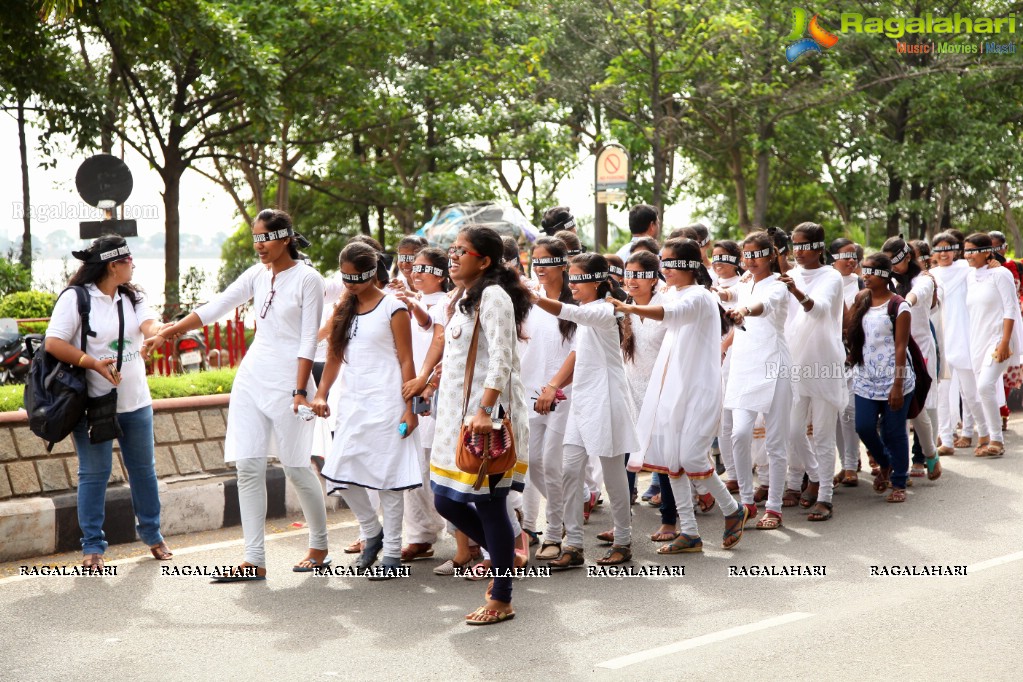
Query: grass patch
[{"left": 0, "top": 368, "right": 238, "bottom": 412}]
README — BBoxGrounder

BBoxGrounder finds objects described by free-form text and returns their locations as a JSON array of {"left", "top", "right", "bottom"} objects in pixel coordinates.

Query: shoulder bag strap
[
  {"left": 115, "top": 297, "right": 125, "bottom": 372},
  {"left": 460, "top": 310, "right": 482, "bottom": 421}
]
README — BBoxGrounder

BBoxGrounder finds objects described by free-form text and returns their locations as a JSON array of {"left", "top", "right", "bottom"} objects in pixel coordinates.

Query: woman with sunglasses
[
  {"left": 427, "top": 226, "right": 531, "bottom": 625},
  {"left": 46, "top": 235, "right": 173, "bottom": 572},
  {"left": 723, "top": 231, "right": 793, "bottom": 530},
  {"left": 152, "top": 209, "right": 328, "bottom": 580}
]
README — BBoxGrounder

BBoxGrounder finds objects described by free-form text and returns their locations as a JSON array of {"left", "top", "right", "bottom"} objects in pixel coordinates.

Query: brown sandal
[
  {"left": 149, "top": 541, "right": 173, "bottom": 561},
  {"left": 798, "top": 482, "right": 819, "bottom": 509},
  {"left": 754, "top": 511, "right": 782, "bottom": 530},
  {"left": 873, "top": 467, "right": 892, "bottom": 494},
  {"left": 400, "top": 543, "right": 434, "bottom": 561},
  {"left": 807, "top": 501, "right": 833, "bottom": 522},
  {"left": 596, "top": 529, "right": 615, "bottom": 544},
  {"left": 595, "top": 544, "right": 632, "bottom": 565},
  {"left": 343, "top": 539, "right": 364, "bottom": 554},
  {"left": 840, "top": 471, "right": 858, "bottom": 487},
  {"left": 724, "top": 479, "right": 739, "bottom": 493},
  {"left": 781, "top": 488, "right": 801, "bottom": 507},
  {"left": 82, "top": 553, "right": 105, "bottom": 573},
  {"left": 953, "top": 435, "right": 973, "bottom": 448},
  {"left": 753, "top": 485, "right": 770, "bottom": 504},
  {"left": 886, "top": 488, "right": 907, "bottom": 503}
]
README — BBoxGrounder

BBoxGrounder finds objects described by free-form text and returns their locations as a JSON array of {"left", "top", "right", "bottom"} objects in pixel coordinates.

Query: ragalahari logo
[{"left": 785, "top": 8, "right": 839, "bottom": 62}]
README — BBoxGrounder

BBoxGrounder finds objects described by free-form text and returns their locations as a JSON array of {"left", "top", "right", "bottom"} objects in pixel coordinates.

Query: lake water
[{"left": 31, "top": 257, "right": 225, "bottom": 308}]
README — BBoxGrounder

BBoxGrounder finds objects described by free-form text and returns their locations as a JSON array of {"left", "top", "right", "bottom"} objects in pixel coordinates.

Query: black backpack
[{"left": 23, "top": 287, "right": 93, "bottom": 452}]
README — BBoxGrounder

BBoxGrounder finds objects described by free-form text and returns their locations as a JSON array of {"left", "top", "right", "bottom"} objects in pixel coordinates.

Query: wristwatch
[
  {"left": 479, "top": 403, "right": 494, "bottom": 416},
  {"left": 799, "top": 294, "right": 810, "bottom": 305},
  {"left": 292, "top": 389, "right": 308, "bottom": 397}
]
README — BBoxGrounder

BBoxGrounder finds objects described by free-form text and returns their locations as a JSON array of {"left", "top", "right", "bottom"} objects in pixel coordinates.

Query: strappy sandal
[
  {"left": 978, "top": 442, "right": 1005, "bottom": 458},
  {"left": 840, "top": 471, "right": 858, "bottom": 487},
  {"left": 781, "top": 488, "right": 801, "bottom": 507},
  {"left": 753, "top": 485, "right": 770, "bottom": 504},
  {"left": 549, "top": 546, "right": 584, "bottom": 570},
  {"left": 909, "top": 464, "right": 926, "bottom": 478},
  {"left": 596, "top": 544, "right": 632, "bottom": 565},
  {"left": 465, "top": 606, "right": 515, "bottom": 625},
  {"left": 696, "top": 493, "right": 716, "bottom": 514},
  {"left": 754, "top": 510, "right": 782, "bottom": 530},
  {"left": 953, "top": 435, "right": 973, "bottom": 448},
  {"left": 798, "top": 482, "right": 819, "bottom": 509},
  {"left": 149, "top": 541, "right": 173, "bottom": 560},
  {"left": 658, "top": 533, "right": 703, "bottom": 554},
  {"left": 807, "top": 501, "right": 833, "bottom": 522},
  {"left": 925, "top": 454, "right": 942, "bottom": 480},
  {"left": 724, "top": 479, "right": 739, "bottom": 494},
  {"left": 872, "top": 467, "right": 892, "bottom": 494},
  {"left": 886, "top": 488, "right": 907, "bottom": 503},
  {"left": 293, "top": 553, "right": 332, "bottom": 572},
  {"left": 596, "top": 529, "right": 615, "bottom": 544},
  {"left": 721, "top": 505, "right": 749, "bottom": 549}
]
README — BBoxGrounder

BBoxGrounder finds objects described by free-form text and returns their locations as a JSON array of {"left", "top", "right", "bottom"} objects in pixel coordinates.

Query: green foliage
[
  {"left": 0, "top": 291, "right": 58, "bottom": 319},
  {"left": 181, "top": 266, "right": 208, "bottom": 310},
  {"left": 0, "top": 368, "right": 239, "bottom": 412},
  {"left": 218, "top": 225, "right": 256, "bottom": 293},
  {"left": 0, "top": 258, "right": 32, "bottom": 299}
]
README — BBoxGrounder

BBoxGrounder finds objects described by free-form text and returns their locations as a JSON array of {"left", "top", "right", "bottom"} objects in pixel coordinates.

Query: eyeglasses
[
  {"left": 448, "top": 245, "right": 483, "bottom": 258},
  {"left": 260, "top": 288, "right": 275, "bottom": 319}
]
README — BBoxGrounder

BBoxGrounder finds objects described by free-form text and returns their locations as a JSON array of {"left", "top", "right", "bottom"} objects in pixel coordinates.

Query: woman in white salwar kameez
[
  {"left": 780, "top": 223, "right": 848, "bottom": 522},
  {"left": 710, "top": 240, "right": 744, "bottom": 494},
  {"left": 534, "top": 253, "right": 639, "bottom": 569},
  {"left": 724, "top": 231, "right": 793, "bottom": 530},
  {"left": 313, "top": 242, "right": 421, "bottom": 579},
  {"left": 612, "top": 238, "right": 750, "bottom": 553},
  {"left": 830, "top": 239, "right": 863, "bottom": 486},
  {"left": 155, "top": 209, "right": 328, "bottom": 580}
]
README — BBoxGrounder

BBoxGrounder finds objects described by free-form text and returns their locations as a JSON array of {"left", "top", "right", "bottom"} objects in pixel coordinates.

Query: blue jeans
[
  {"left": 72, "top": 405, "right": 163, "bottom": 554},
  {"left": 854, "top": 393, "right": 912, "bottom": 490}
]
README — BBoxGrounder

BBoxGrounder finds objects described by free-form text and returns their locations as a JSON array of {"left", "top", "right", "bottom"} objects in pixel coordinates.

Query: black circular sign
[{"left": 75, "top": 154, "right": 133, "bottom": 208}]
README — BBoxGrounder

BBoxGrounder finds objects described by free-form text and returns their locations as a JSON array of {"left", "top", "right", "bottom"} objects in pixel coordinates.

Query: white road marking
[
  {"left": 596, "top": 612, "right": 814, "bottom": 670},
  {"left": 967, "top": 550, "right": 1023, "bottom": 573},
  {"left": 0, "top": 519, "right": 359, "bottom": 586}
]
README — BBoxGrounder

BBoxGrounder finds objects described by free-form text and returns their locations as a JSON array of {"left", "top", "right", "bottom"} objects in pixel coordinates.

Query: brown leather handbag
[{"left": 454, "top": 311, "right": 517, "bottom": 490}]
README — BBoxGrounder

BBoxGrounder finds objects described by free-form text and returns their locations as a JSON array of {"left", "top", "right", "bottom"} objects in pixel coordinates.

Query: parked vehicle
[
  {"left": 0, "top": 318, "right": 35, "bottom": 385},
  {"left": 174, "top": 329, "right": 209, "bottom": 373}
]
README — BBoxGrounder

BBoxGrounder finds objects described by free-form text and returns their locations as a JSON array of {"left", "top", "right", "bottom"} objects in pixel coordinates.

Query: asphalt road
[{"left": 1, "top": 417, "right": 1021, "bottom": 681}]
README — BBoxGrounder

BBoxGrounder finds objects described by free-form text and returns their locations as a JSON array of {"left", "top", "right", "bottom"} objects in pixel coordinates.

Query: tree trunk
[
  {"left": 277, "top": 118, "right": 291, "bottom": 212},
  {"left": 17, "top": 98, "right": 31, "bottom": 275},
  {"left": 907, "top": 181, "right": 923, "bottom": 240},
  {"left": 162, "top": 161, "right": 184, "bottom": 318},
  {"left": 376, "top": 205, "right": 386, "bottom": 248},
  {"left": 996, "top": 182, "right": 1022, "bottom": 257},
  {"left": 753, "top": 123, "right": 771, "bottom": 229},
  {"left": 647, "top": 0, "right": 666, "bottom": 216},
  {"left": 729, "top": 147, "right": 751, "bottom": 231},
  {"left": 353, "top": 134, "right": 371, "bottom": 235},
  {"left": 885, "top": 166, "right": 902, "bottom": 239}
]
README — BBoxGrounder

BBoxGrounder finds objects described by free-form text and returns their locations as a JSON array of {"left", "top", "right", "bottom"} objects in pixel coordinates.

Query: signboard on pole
[{"left": 595, "top": 144, "right": 628, "bottom": 204}]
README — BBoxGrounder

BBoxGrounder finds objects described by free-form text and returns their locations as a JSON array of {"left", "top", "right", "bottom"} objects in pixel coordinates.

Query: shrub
[
  {"left": 0, "top": 258, "right": 32, "bottom": 299},
  {"left": 0, "top": 290, "right": 59, "bottom": 319}
]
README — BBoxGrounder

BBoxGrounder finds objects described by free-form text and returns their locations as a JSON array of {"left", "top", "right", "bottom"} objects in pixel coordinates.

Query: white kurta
[
  {"left": 557, "top": 300, "right": 639, "bottom": 458},
  {"left": 410, "top": 291, "right": 447, "bottom": 449},
  {"left": 195, "top": 262, "right": 323, "bottom": 467},
  {"left": 786, "top": 265, "right": 848, "bottom": 409},
  {"left": 724, "top": 273, "right": 791, "bottom": 413},
  {"left": 967, "top": 264, "right": 1023, "bottom": 372},
  {"left": 321, "top": 294, "right": 422, "bottom": 491},
  {"left": 932, "top": 260, "right": 972, "bottom": 370},
  {"left": 626, "top": 291, "right": 668, "bottom": 414},
  {"left": 519, "top": 296, "right": 575, "bottom": 434},
  {"left": 631, "top": 286, "right": 722, "bottom": 474}
]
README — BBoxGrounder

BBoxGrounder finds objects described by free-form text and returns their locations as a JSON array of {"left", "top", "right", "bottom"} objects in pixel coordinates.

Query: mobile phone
[
  {"left": 109, "top": 366, "right": 121, "bottom": 383},
  {"left": 533, "top": 400, "right": 555, "bottom": 412},
  {"left": 412, "top": 396, "right": 431, "bottom": 415}
]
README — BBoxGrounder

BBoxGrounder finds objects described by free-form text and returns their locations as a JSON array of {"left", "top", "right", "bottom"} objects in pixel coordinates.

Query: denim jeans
[
  {"left": 854, "top": 393, "right": 912, "bottom": 490},
  {"left": 72, "top": 405, "right": 163, "bottom": 554}
]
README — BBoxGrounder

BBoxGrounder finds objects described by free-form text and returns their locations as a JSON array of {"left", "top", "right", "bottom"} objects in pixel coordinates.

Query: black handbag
[{"left": 86, "top": 298, "right": 125, "bottom": 444}]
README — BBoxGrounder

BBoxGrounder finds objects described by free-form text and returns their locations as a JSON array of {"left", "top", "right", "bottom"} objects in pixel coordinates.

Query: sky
[{"left": 0, "top": 113, "right": 694, "bottom": 260}]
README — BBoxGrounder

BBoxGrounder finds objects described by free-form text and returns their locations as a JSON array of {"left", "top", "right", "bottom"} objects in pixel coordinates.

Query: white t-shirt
[{"left": 45, "top": 283, "right": 158, "bottom": 412}]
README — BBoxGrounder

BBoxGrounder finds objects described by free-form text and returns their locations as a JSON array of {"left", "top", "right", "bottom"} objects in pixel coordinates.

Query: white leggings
[
  {"left": 719, "top": 408, "right": 736, "bottom": 480},
  {"left": 341, "top": 486, "right": 404, "bottom": 560},
  {"left": 563, "top": 446, "right": 630, "bottom": 548},
  {"left": 730, "top": 378, "right": 792, "bottom": 514},
  {"left": 787, "top": 397, "right": 839, "bottom": 504},
  {"left": 522, "top": 418, "right": 566, "bottom": 538},
  {"left": 835, "top": 378, "right": 859, "bottom": 471},
  {"left": 939, "top": 369, "right": 982, "bottom": 442},
  {"left": 660, "top": 433, "right": 740, "bottom": 537},
  {"left": 977, "top": 357, "right": 1011, "bottom": 443},
  {"left": 236, "top": 458, "right": 328, "bottom": 567},
  {"left": 402, "top": 447, "right": 446, "bottom": 545}
]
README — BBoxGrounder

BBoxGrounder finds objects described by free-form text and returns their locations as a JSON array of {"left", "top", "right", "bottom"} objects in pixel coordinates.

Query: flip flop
[
  {"left": 292, "top": 555, "right": 333, "bottom": 573},
  {"left": 465, "top": 607, "right": 515, "bottom": 625},
  {"left": 212, "top": 565, "right": 267, "bottom": 583}
]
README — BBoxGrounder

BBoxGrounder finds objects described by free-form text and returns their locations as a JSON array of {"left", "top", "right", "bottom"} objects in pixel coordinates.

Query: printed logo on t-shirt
[{"left": 108, "top": 339, "right": 133, "bottom": 353}]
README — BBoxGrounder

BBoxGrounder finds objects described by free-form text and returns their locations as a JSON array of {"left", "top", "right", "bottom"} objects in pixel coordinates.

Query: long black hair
[
  {"left": 533, "top": 236, "right": 576, "bottom": 344},
  {"left": 792, "top": 222, "right": 827, "bottom": 266},
  {"left": 570, "top": 252, "right": 635, "bottom": 362},
  {"left": 847, "top": 253, "right": 894, "bottom": 367},
  {"left": 882, "top": 235, "right": 921, "bottom": 298},
  {"left": 663, "top": 238, "right": 733, "bottom": 335},
  {"left": 457, "top": 226, "right": 531, "bottom": 341},
  {"left": 68, "top": 234, "right": 143, "bottom": 306},
  {"left": 329, "top": 242, "right": 378, "bottom": 363}
]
